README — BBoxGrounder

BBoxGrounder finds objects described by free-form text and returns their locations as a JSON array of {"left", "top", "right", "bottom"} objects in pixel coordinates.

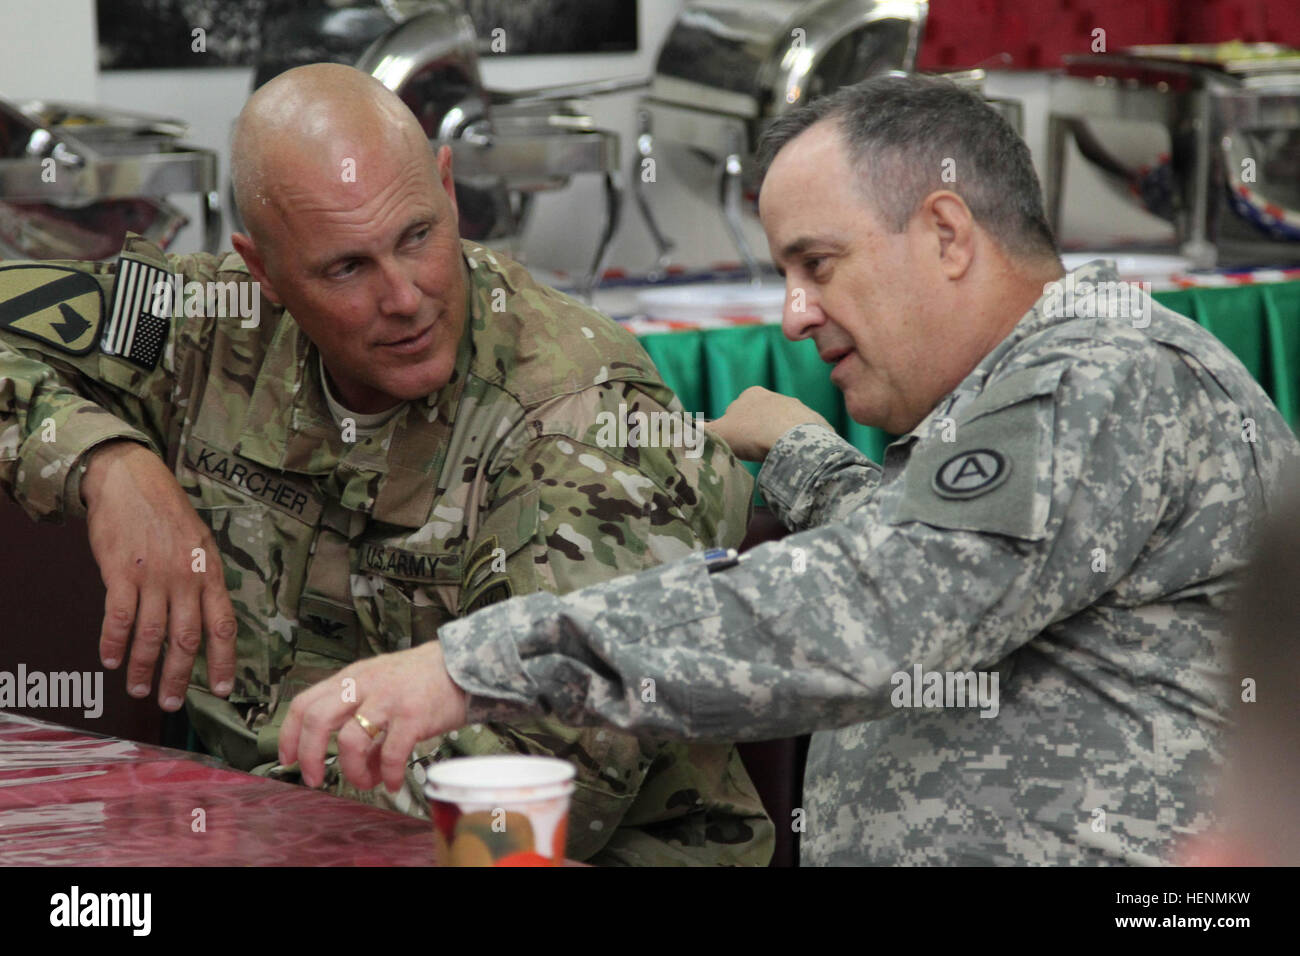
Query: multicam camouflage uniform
[
  {"left": 440, "top": 260, "right": 1300, "bottom": 865},
  {"left": 0, "top": 233, "right": 774, "bottom": 866}
]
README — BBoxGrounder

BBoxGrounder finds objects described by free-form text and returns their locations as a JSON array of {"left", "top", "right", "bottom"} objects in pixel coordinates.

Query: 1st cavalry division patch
[{"left": 0, "top": 264, "right": 103, "bottom": 355}]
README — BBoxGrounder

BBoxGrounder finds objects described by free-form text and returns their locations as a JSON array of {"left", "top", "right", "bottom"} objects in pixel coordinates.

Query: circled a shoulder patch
[{"left": 932, "top": 448, "right": 1010, "bottom": 499}]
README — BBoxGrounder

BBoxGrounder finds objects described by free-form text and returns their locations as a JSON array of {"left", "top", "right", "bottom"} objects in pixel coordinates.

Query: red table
[{"left": 0, "top": 712, "right": 437, "bottom": 866}]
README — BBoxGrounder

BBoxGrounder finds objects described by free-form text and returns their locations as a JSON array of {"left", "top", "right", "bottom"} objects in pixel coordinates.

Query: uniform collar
[{"left": 897, "top": 259, "right": 1121, "bottom": 449}]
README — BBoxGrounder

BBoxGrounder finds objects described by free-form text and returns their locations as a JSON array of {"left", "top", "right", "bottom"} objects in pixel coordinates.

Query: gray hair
[{"left": 757, "top": 74, "right": 1058, "bottom": 262}]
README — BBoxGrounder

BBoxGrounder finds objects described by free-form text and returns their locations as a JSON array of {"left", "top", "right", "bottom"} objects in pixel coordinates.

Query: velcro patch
[
  {"left": 295, "top": 594, "right": 360, "bottom": 661},
  {"left": 932, "top": 449, "right": 1010, "bottom": 499},
  {"left": 358, "top": 542, "right": 460, "bottom": 584},
  {"left": 462, "top": 533, "right": 503, "bottom": 590},
  {"left": 102, "top": 256, "right": 170, "bottom": 370},
  {"left": 185, "top": 440, "right": 323, "bottom": 525},
  {"left": 461, "top": 578, "right": 513, "bottom": 616},
  {"left": 460, "top": 533, "right": 514, "bottom": 614},
  {"left": 892, "top": 399, "right": 1052, "bottom": 540},
  {"left": 0, "top": 265, "right": 103, "bottom": 355}
]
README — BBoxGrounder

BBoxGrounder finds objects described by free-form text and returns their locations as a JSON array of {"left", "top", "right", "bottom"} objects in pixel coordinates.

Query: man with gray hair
[{"left": 283, "top": 75, "right": 1300, "bottom": 865}]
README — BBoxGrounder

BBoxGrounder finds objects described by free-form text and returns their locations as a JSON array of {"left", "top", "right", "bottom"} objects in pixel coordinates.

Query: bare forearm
[{"left": 80, "top": 439, "right": 158, "bottom": 510}]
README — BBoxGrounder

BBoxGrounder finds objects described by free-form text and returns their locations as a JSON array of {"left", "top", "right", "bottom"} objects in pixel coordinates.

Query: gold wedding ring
[{"left": 353, "top": 712, "right": 383, "bottom": 739}]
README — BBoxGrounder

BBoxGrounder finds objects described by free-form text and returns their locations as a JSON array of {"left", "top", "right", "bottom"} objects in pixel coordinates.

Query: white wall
[
  {"left": 97, "top": 66, "right": 255, "bottom": 255},
  {"left": 4, "top": 0, "right": 1170, "bottom": 270},
  {"left": 0, "top": 0, "right": 123, "bottom": 255},
  {"left": 0, "top": 0, "right": 97, "bottom": 102}
]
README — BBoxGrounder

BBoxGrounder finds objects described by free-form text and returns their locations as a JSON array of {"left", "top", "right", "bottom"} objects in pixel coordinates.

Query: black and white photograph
[
  {"left": 1, "top": 0, "right": 1297, "bottom": 936},
  {"left": 97, "top": 0, "right": 637, "bottom": 70}
]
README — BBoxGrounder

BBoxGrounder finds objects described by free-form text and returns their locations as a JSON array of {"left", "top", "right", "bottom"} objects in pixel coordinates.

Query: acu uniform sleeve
[
  {"left": 758, "top": 422, "right": 883, "bottom": 530},
  {"left": 440, "top": 350, "right": 1179, "bottom": 742}
]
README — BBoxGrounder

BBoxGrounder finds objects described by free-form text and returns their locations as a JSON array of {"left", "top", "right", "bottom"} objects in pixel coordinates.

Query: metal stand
[
  {"left": 0, "top": 98, "right": 222, "bottom": 256},
  {"left": 629, "top": 109, "right": 676, "bottom": 279}
]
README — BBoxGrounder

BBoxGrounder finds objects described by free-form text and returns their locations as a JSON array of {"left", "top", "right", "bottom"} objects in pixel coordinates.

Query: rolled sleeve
[
  {"left": 441, "top": 600, "right": 540, "bottom": 721},
  {"left": 758, "top": 423, "right": 881, "bottom": 530},
  {"left": 440, "top": 552, "right": 726, "bottom": 735},
  {"left": 13, "top": 398, "right": 154, "bottom": 522}
]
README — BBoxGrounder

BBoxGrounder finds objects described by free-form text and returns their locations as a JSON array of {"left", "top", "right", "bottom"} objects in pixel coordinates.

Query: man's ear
[
  {"left": 920, "top": 191, "right": 975, "bottom": 280},
  {"left": 435, "top": 144, "right": 459, "bottom": 224},
  {"left": 230, "top": 232, "right": 282, "bottom": 306}
]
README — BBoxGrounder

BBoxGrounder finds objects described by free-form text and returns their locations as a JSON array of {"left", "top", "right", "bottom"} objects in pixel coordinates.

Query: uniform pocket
[
  {"left": 181, "top": 445, "right": 315, "bottom": 703},
  {"left": 191, "top": 503, "right": 277, "bottom": 702},
  {"left": 459, "top": 487, "right": 540, "bottom": 616},
  {"left": 356, "top": 535, "right": 461, "bottom": 652},
  {"left": 379, "top": 582, "right": 455, "bottom": 650}
]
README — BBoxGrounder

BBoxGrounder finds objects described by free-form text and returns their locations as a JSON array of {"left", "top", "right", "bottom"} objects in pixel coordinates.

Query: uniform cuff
[
  {"left": 758, "top": 423, "right": 860, "bottom": 529},
  {"left": 439, "top": 604, "right": 541, "bottom": 724},
  {"left": 18, "top": 408, "right": 153, "bottom": 521}
]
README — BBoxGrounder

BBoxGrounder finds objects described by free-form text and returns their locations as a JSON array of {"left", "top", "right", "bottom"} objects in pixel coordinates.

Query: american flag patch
[{"left": 102, "top": 256, "right": 170, "bottom": 371}]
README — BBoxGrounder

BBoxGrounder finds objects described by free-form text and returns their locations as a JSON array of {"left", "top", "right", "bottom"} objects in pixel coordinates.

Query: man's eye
[
  {"left": 406, "top": 226, "right": 431, "bottom": 245},
  {"left": 805, "top": 258, "right": 828, "bottom": 277},
  {"left": 328, "top": 260, "right": 359, "bottom": 279}
]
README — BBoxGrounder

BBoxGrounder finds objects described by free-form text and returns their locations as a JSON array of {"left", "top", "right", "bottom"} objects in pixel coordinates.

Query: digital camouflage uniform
[
  {"left": 440, "top": 260, "right": 1300, "bottom": 865},
  {"left": 0, "top": 233, "right": 774, "bottom": 866}
]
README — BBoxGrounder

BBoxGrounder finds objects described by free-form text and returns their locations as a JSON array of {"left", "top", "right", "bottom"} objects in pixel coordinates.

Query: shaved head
[
  {"left": 227, "top": 62, "right": 468, "bottom": 415},
  {"left": 231, "top": 63, "right": 434, "bottom": 258}
]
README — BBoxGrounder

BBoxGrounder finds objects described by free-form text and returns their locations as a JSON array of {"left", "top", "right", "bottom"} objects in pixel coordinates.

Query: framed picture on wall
[
  {"left": 97, "top": 0, "right": 638, "bottom": 71},
  {"left": 463, "top": 0, "right": 637, "bottom": 55},
  {"left": 98, "top": 0, "right": 269, "bottom": 69}
]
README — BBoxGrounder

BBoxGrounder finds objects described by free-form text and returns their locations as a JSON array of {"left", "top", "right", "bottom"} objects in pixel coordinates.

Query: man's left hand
[
  {"left": 278, "top": 640, "right": 468, "bottom": 793},
  {"left": 704, "top": 386, "right": 833, "bottom": 462}
]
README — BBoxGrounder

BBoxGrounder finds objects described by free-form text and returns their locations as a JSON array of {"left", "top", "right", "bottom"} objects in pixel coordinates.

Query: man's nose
[
  {"left": 377, "top": 258, "right": 422, "bottom": 315},
  {"left": 782, "top": 282, "right": 823, "bottom": 341}
]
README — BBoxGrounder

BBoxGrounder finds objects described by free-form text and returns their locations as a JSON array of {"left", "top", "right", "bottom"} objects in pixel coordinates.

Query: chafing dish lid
[{"left": 651, "top": 0, "right": 926, "bottom": 119}]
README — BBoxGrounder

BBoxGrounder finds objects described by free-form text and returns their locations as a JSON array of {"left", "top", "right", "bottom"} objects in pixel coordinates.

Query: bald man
[{"left": 0, "top": 64, "right": 773, "bottom": 865}]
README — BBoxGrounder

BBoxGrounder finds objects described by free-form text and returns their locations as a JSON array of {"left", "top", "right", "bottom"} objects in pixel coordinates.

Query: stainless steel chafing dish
[
  {"left": 632, "top": 0, "right": 929, "bottom": 280},
  {"left": 1046, "top": 43, "right": 1300, "bottom": 266},
  {"left": 0, "top": 98, "right": 220, "bottom": 260},
  {"left": 251, "top": 0, "right": 640, "bottom": 298}
]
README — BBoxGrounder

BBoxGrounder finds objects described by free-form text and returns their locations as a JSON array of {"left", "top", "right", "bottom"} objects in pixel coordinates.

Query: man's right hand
[{"left": 81, "top": 440, "right": 238, "bottom": 710}]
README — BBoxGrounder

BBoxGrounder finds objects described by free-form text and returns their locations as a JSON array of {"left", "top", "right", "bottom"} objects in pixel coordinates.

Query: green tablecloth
[{"left": 637, "top": 281, "right": 1300, "bottom": 473}]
